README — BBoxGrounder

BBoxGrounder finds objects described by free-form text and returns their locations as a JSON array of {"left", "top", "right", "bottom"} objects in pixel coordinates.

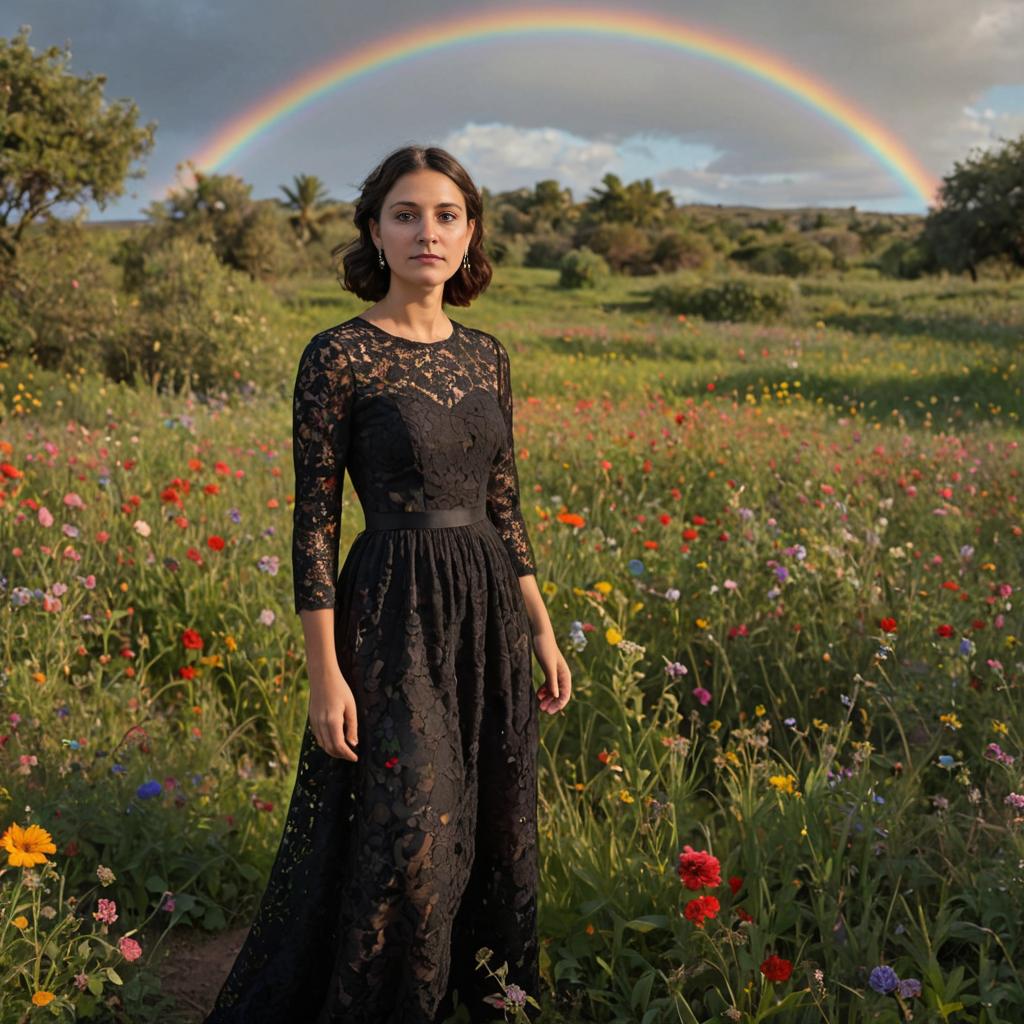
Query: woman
[{"left": 204, "top": 144, "right": 572, "bottom": 1024}]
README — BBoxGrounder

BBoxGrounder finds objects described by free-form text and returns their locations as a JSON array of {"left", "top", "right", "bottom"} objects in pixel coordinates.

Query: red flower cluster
[
  {"left": 683, "top": 894, "right": 719, "bottom": 928},
  {"left": 760, "top": 954, "right": 793, "bottom": 982},
  {"left": 677, "top": 845, "right": 721, "bottom": 890}
]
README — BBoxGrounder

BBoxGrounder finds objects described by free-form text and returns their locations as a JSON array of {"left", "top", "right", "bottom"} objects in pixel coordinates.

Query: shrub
[
  {"left": 558, "top": 247, "right": 610, "bottom": 289},
  {"left": 650, "top": 276, "right": 798, "bottom": 323},
  {"left": 113, "top": 236, "right": 287, "bottom": 396}
]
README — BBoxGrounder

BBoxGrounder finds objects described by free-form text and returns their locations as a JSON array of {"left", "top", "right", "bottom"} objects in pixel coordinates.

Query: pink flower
[
  {"left": 63, "top": 492, "right": 86, "bottom": 509},
  {"left": 38, "top": 507, "right": 54, "bottom": 528},
  {"left": 118, "top": 936, "right": 142, "bottom": 962},
  {"left": 93, "top": 898, "right": 118, "bottom": 924},
  {"left": 692, "top": 686, "right": 712, "bottom": 706}
]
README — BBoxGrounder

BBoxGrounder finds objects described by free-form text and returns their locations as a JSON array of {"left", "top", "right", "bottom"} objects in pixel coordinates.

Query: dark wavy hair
[{"left": 332, "top": 145, "right": 492, "bottom": 307}]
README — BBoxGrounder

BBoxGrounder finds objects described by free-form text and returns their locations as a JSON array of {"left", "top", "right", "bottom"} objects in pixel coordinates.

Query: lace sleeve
[
  {"left": 291, "top": 331, "right": 355, "bottom": 613},
  {"left": 486, "top": 337, "right": 537, "bottom": 578}
]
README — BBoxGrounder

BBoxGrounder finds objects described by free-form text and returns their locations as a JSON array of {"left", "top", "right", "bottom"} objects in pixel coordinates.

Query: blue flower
[
  {"left": 627, "top": 559, "right": 645, "bottom": 576},
  {"left": 136, "top": 779, "right": 162, "bottom": 800},
  {"left": 868, "top": 965, "right": 900, "bottom": 994},
  {"left": 937, "top": 754, "right": 955, "bottom": 769},
  {"left": 111, "top": 763, "right": 126, "bottom": 775},
  {"left": 896, "top": 978, "right": 921, "bottom": 999}
]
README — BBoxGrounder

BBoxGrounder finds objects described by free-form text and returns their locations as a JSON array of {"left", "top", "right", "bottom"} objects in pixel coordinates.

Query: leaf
[
  {"left": 144, "top": 874, "right": 168, "bottom": 893},
  {"left": 78, "top": 940, "right": 91, "bottom": 960},
  {"left": 630, "top": 972, "right": 654, "bottom": 1011},
  {"left": 623, "top": 915, "right": 670, "bottom": 933},
  {"left": 87, "top": 975, "right": 104, "bottom": 997},
  {"left": 104, "top": 967, "right": 123, "bottom": 986}
]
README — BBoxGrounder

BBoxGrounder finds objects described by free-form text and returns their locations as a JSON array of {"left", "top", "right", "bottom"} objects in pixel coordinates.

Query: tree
[
  {"left": 585, "top": 173, "right": 675, "bottom": 227},
  {"left": 0, "top": 27, "right": 155, "bottom": 261},
  {"left": 278, "top": 173, "right": 339, "bottom": 245},
  {"left": 921, "top": 133, "right": 1024, "bottom": 281},
  {"left": 139, "top": 162, "right": 290, "bottom": 279}
]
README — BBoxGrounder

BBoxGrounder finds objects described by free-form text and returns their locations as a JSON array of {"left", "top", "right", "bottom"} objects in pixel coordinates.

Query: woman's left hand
[{"left": 532, "top": 630, "right": 572, "bottom": 714}]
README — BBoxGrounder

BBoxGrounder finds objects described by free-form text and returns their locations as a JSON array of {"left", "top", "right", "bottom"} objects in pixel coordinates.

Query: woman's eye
[{"left": 395, "top": 211, "right": 457, "bottom": 222}]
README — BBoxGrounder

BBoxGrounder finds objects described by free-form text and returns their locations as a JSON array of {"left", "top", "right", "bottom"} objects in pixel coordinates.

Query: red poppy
[
  {"left": 728, "top": 875, "right": 743, "bottom": 895},
  {"left": 677, "top": 845, "right": 722, "bottom": 890},
  {"left": 760, "top": 955, "right": 793, "bottom": 982},
  {"left": 879, "top": 617, "right": 897, "bottom": 633},
  {"left": 936, "top": 624, "right": 955, "bottom": 638},
  {"left": 181, "top": 628, "right": 204, "bottom": 651},
  {"left": 683, "top": 894, "right": 720, "bottom": 929},
  {"left": 207, "top": 535, "right": 225, "bottom": 551}
]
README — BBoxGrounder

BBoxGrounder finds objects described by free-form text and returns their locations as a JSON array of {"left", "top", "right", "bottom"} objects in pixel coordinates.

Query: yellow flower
[
  {"left": 574, "top": 782, "right": 585, "bottom": 791},
  {"left": 541, "top": 580, "right": 558, "bottom": 597},
  {"left": 224, "top": 634, "right": 238, "bottom": 652},
  {"left": 12, "top": 915, "right": 29, "bottom": 929},
  {"left": 940, "top": 712, "right": 962, "bottom": 730},
  {"left": 619, "top": 789, "right": 634, "bottom": 804},
  {"left": 32, "top": 992, "right": 56, "bottom": 1007},
  {"left": 725, "top": 751, "right": 740, "bottom": 766},
  {"left": 708, "top": 719, "right": 722, "bottom": 734},
  {"left": 800, "top": 826, "right": 808, "bottom": 837},
  {"left": 980, "top": 562, "right": 996, "bottom": 571},
  {"left": 593, "top": 581, "right": 613, "bottom": 594},
  {"left": 754, "top": 704, "right": 766, "bottom": 717},
  {"left": 1, "top": 822, "right": 57, "bottom": 868},
  {"left": 812, "top": 718, "right": 830, "bottom": 733},
  {"left": 696, "top": 561, "right": 708, "bottom": 570},
  {"left": 992, "top": 719, "right": 1008, "bottom": 735},
  {"left": 605, "top": 626, "right": 623, "bottom": 645},
  {"left": 769, "top": 774, "right": 797, "bottom": 795},
  {"left": 631, "top": 601, "right": 643, "bottom": 613},
  {"left": 695, "top": 617, "right": 710, "bottom": 630}
]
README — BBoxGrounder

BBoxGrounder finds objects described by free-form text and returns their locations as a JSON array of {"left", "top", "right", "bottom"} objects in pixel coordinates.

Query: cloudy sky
[{"left": 9, "top": 0, "right": 1024, "bottom": 218}]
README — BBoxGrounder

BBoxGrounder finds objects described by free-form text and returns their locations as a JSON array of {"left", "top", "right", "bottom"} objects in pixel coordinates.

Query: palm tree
[{"left": 279, "top": 174, "right": 336, "bottom": 245}]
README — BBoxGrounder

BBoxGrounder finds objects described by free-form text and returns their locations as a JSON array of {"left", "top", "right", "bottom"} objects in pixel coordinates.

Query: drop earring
[
  {"left": 378, "top": 247, "right": 386, "bottom": 269},
  {"left": 462, "top": 249, "right": 471, "bottom": 272}
]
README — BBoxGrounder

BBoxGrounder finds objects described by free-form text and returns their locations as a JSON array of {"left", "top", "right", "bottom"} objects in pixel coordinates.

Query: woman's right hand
[{"left": 307, "top": 661, "right": 359, "bottom": 761}]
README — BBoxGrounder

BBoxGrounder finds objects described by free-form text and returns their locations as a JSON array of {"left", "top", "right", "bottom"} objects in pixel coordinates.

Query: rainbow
[{"left": 184, "top": 8, "right": 939, "bottom": 208}]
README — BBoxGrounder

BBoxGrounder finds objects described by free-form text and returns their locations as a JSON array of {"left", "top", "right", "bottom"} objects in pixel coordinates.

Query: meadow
[{"left": 1, "top": 266, "right": 1022, "bottom": 1023}]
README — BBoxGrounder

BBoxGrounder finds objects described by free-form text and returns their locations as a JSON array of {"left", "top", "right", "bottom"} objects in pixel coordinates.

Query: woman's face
[{"left": 369, "top": 168, "right": 476, "bottom": 290}]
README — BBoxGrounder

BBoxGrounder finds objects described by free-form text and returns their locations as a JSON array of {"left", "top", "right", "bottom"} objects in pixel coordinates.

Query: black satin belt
[{"left": 362, "top": 505, "right": 487, "bottom": 531}]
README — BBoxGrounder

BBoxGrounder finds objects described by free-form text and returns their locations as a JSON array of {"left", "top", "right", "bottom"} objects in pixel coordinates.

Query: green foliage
[
  {"left": 558, "top": 247, "right": 611, "bottom": 289},
  {"left": 0, "top": 218, "right": 126, "bottom": 372},
  {"left": 581, "top": 222, "right": 654, "bottom": 274},
  {"left": 921, "top": 132, "right": 1024, "bottom": 281},
  {"left": 140, "top": 164, "right": 293, "bottom": 280},
  {"left": 650, "top": 229, "right": 715, "bottom": 273},
  {"left": 278, "top": 173, "right": 344, "bottom": 246},
  {"left": 651, "top": 275, "right": 799, "bottom": 322},
  {"left": 730, "top": 238, "right": 835, "bottom": 277},
  {"left": 112, "top": 234, "right": 289, "bottom": 396},
  {"left": 584, "top": 173, "right": 676, "bottom": 227},
  {"left": 0, "top": 27, "right": 155, "bottom": 262}
]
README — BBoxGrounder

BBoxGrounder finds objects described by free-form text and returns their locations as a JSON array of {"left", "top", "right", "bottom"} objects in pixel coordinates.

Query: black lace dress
[{"left": 204, "top": 316, "right": 541, "bottom": 1024}]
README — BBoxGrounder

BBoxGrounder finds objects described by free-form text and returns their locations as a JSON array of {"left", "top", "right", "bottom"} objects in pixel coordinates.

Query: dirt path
[{"left": 152, "top": 925, "right": 249, "bottom": 1022}]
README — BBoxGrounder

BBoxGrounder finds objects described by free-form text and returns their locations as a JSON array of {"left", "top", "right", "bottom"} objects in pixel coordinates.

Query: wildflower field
[{"left": 1, "top": 267, "right": 1022, "bottom": 1023}]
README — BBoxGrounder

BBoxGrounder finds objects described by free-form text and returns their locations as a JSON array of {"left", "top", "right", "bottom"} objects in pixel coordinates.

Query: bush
[
  {"left": 650, "top": 230, "right": 715, "bottom": 273},
  {"left": 731, "top": 239, "right": 835, "bottom": 277},
  {"left": 0, "top": 218, "right": 127, "bottom": 374},
  {"left": 113, "top": 236, "right": 288, "bottom": 396},
  {"left": 525, "top": 233, "right": 573, "bottom": 269},
  {"left": 558, "top": 247, "right": 610, "bottom": 289},
  {"left": 650, "top": 276, "right": 798, "bottom": 323}
]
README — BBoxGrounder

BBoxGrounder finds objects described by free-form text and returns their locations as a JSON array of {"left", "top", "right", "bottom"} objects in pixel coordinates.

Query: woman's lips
[{"left": 413, "top": 255, "right": 442, "bottom": 261}]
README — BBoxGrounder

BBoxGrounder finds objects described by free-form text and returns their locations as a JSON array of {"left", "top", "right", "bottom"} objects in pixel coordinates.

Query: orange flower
[
  {"left": 32, "top": 991, "right": 56, "bottom": 1006},
  {"left": 1, "top": 822, "right": 57, "bottom": 867},
  {"left": 557, "top": 512, "right": 585, "bottom": 528}
]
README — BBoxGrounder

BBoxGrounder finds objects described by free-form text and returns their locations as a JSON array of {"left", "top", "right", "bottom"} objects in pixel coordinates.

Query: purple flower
[
  {"left": 868, "top": 966, "right": 900, "bottom": 994},
  {"left": 773, "top": 565, "right": 789, "bottom": 583},
  {"left": 136, "top": 779, "right": 162, "bottom": 800},
  {"left": 896, "top": 978, "right": 921, "bottom": 999},
  {"left": 692, "top": 686, "right": 712, "bottom": 706}
]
